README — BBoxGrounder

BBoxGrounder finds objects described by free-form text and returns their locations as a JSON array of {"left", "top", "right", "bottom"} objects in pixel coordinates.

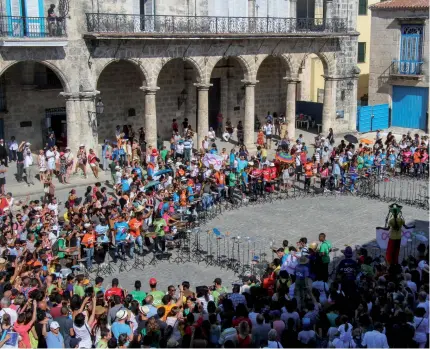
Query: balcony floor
[
  {"left": 83, "top": 31, "right": 358, "bottom": 40},
  {"left": 0, "top": 37, "right": 68, "bottom": 47}
]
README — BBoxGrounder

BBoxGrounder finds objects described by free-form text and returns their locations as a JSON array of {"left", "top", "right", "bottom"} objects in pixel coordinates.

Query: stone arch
[
  {"left": 206, "top": 55, "right": 253, "bottom": 82},
  {"left": 0, "top": 60, "right": 71, "bottom": 93},
  {"left": 96, "top": 60, "right": 148, "bottom": 142},
  {"left": 94, "top": 58, "right": 148, "bottom": 88},
  {"left": 298, "top": 52, "right": 335, "bottom": 77},
  {"left": 153, "top": 57, "right": 203, "bottom": 86},
  {"left": 255, "top": 55, "right": 290, "bottom": 119}
]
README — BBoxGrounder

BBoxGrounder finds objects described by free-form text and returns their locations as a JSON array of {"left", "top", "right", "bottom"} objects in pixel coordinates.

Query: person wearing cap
[
  {"left": 337, "top": 246, "right": 358, "bottom": 299},
  {"left": 76, "top": 144, "right": 88, "bottom": 178},
  {"left": 46, "top": 321, "right": 64, "bottom": 348},
  {"left": 294, "top": 255, "right": 310, "bottom": 311},
  {"left": 148, "top": 278, "right": 164, "bottom": 307},
  {"left": 111, "top": 309, "right": 133, "bottom": 342}
]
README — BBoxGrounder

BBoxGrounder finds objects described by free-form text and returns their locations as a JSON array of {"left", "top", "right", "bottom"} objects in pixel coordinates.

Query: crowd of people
[{"left": 0, "top": 121, "right": 427, "bottom": 348}]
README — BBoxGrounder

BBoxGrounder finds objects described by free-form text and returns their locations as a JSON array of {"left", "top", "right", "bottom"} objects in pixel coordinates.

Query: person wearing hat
[
  {"left": 294, "top": 255, "right": 310, "bottom": 311},
  {"left": 336, "top": 246, "right": 358, "bottom": 298},
  {"left": 111, "top": 309, "right": 133, "bottom": 342},
  {"left": 46, "top": 321, "right": 64, "bottom": 348},
  {"left": 76, "top": 144, "right": 88, "bottom": 178}
]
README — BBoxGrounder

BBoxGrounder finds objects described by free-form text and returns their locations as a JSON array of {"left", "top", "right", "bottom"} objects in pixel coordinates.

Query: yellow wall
[
  {"left": 356, "top": 0, "right": 380, "bottom": 102},
  {"left": 310, "top": 55, "right": 324, "bottom": 103}
]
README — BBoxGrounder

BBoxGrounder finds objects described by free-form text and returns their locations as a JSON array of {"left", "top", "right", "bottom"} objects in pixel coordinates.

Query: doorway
[
  {"left": 45, "top": 107, "right": 67, "bottom": 149},
  {"left": 208, "top": 78, "right": 221, "bottom": 130}
]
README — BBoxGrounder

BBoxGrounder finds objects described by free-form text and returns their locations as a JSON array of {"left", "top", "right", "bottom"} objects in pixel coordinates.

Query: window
[
  {"left": 357, "top": 42, "right": 366, "bottom": 63},
  {"left": 358, "top": 0, "right": 367, "bottom": 15}
]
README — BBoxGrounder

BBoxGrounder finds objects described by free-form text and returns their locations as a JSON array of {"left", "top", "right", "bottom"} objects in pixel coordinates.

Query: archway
[
  {"left": 296, "top": 53, "right": 329, "bottom": 133},
  {"left": 209, "top": 57, "right": 248, "bottom": 138},
  {"left": 156, "top": 58, "right": 200, "bottom": 140},
  {"left": 255, "top": 55, "right": 290, "bottom": 133},
  {"left": 96, "top": 60, "right": 146, "bottom": 143},
  {"left": 0, "top": 61, "right": 67, "bottom": 150}
]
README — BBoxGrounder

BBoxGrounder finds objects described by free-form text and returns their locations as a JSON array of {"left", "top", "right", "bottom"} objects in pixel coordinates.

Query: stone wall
[
  {"left": 0, "top": 63, "right": 65, "bottom": 150},
  {"left": 97, "top": 61, "right": 145, "bottom": 142},
  {"left": 255, "top": 56, "right": 286, "bottom": 119},
  {"left": 369, "top": 9, "right": 429, "bottom": 106}
]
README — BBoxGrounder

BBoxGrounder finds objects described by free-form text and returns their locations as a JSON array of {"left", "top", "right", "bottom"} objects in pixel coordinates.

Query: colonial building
[
  {"left": 0, "top": 0, "right": 359, "bottom": 151},
  {"left": 368, "top": 0, "right": 429, "bottom": 131}
]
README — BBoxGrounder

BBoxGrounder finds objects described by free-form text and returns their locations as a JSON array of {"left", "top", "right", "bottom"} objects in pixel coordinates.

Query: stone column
[
  {"left": 290, "top": 0, "right": 297, "bottom": 18},
  {"left": 285, "top": 78, "right": 298, "bottom": 140},
  {"left": 325, "top": 0, "right": 333, "bottom": 20},
  {"left": 61, "top": 91, "right": 100, "bottom": 152},
  {"left": 348, "top": 77, "right": 359, "bottom": 131},
  {"left": 195, "top": 83, "right": 211, "bottom": 151},
  {"left": 141, "top": 86, "right": 159, "bottom": 149},
  {"left": 242, "top": 80, "right": 257, "bottom": 150},
  {"left": 322, "top": 76, "right": 336, "bottom": 134},
  {"left": 248, "top": 0, "right": 256, "bottom": 17}
]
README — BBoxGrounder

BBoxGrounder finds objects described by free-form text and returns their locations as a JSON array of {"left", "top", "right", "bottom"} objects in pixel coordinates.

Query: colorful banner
[{"left": 202, "top": 153, "right": 224, "bottom": 170}]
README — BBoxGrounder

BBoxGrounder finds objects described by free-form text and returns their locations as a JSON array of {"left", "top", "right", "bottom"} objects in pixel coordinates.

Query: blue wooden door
[
  {"left": 357, "top": 104, "right": 389, "bottom": 132},
  {"left": 357, "top": 106, "right": 371, "bottom": 132},
  {"left": 371, "top": 104, "right": 389, "bottom": 130},
  {"left": 392, "top": 86, "right": 428, "bottom": 130}
]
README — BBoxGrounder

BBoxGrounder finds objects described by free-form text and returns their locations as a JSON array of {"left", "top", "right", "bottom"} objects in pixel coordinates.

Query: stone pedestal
[
  {"left": 195, "top": 83, "right": 211, "bottom": 151},
  {"left": 141, "top": 86, "right": 159, "bottom": 149},
  {"left": 322, "top": 77, "right": 336, "bottom": 134},
  {"left": 243, "top": 80, "right": 257, "bottom": 150},
  {"left": 61, "top": 91, "right": 99, "bottom": 152},
  {"left": 285, "top": 78, "right": 298, "bottom": 140}
]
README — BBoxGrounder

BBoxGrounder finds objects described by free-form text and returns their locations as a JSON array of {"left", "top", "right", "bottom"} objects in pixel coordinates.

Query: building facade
[
  {"left": 368, "top": 0, "right": 429, "bottom": 131},
  {"left": 0, "top": 0, "right": 360, "bottom": 151}
]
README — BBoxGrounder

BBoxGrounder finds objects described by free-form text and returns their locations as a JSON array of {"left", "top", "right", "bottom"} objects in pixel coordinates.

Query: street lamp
[{"left": 88, "top": 97, "right": 104, "bottom": 132}]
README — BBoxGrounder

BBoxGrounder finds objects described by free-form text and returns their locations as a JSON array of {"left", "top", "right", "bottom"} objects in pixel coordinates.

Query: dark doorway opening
[
  {"left": 45, "top": 108, "right": 67, "bottom": 149},
  {"left": 208, "top": 78, "right": 221, "bottom": 130}
]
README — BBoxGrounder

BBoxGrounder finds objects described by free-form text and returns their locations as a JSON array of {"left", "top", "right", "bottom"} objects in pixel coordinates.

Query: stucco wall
[{"left": 368, "top": 9, "right": 429, "bottom": 106}]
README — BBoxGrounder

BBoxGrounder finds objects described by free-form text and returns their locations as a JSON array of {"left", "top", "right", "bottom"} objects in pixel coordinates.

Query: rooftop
[{"left": 370, "top": 0, "right": 429, "bottom": 10}]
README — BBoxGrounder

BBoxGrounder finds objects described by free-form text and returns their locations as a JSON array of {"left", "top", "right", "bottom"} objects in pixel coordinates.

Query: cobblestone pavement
[{"left": 103, "top": 196, "right": 429, "bottom": 292}]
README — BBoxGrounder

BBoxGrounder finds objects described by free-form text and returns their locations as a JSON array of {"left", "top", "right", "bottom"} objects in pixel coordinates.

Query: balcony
[
  {"left": 390, "top": 60, "right": 423, "bottom": 79},
  {"left": 85, "top": 14, "right": 348, "bottom": 38},
  {"left": 0, "top": 16, "right": 68, "bottom": 47}
]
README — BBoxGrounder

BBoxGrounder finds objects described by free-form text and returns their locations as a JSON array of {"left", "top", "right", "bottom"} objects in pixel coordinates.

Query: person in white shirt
[
  {"left": 8, "top": 137, "right": 18, "bottom": 162},
  {"left": 416, "top": 291, "right": 429, "bottom": 318},
  {"left": 0, "top": 297, "right": 18, "bottom": 325},
  {"left": 413, "top": 308, "right": 429, "bottom": 348},
  {"left": 361, "top": 323, "right": 389, "bottom": 348},
  {"left": 207, "top": 127, "right": 216, "bottom": 141},
  {"left": 263, "top": 122, "right": 273, "bottom": 149}
]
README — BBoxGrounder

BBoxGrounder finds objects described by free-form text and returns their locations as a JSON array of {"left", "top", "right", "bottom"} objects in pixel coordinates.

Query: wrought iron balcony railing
[
  {"left": 390, "top": 60, "right": 423, "bottom": 76},
  {"left": 0, "top": 16, "right": 67, "bottom": 38},
  {"left": 85, "top": 14, "right": 348, "bottom": 35}
]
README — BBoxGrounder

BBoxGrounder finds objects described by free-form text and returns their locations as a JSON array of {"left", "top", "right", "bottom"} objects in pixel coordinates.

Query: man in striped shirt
[{"left": 183, "top": 137, "right": 193, "bottom": 162}]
